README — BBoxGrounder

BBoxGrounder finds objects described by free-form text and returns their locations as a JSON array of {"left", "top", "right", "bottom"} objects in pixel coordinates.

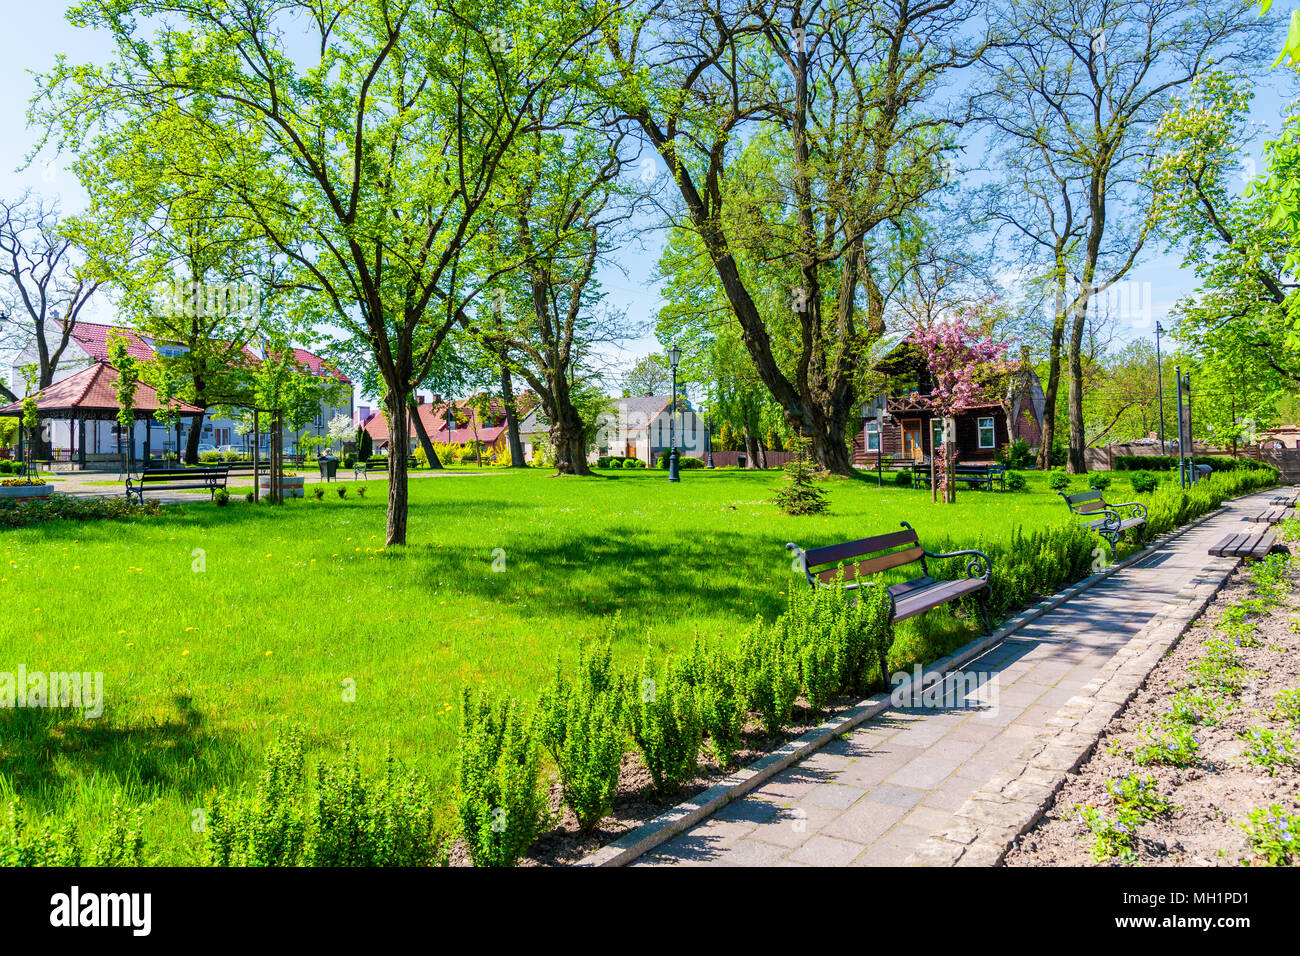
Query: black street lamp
[
  {"left": 667, "top": 346, "right": 681, "bottom": 482},
  {"left": 1155, "top": 320, "right": 1166, "bottom": 452},
  {"left": 705, "top": 411, "right": 715, "bottom": 468}
]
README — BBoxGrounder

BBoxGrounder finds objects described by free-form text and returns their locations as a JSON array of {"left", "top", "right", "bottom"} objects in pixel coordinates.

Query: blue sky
[{"left": 2, "top": 1, "right": 1298, "bottom": 405}]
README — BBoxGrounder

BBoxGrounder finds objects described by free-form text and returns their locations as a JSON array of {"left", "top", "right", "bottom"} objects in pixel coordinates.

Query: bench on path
[
  {"left": 1269, "top": 492, "right": 1299, "bottom": 507},
  {"left": 1209, "top": 531, "right": 1290, "bottom": 561},
  {"left": 787, "top": 521, "right": 994, "bottom": 634},
  {"left": 1242, "top": 507, "right": 1291, "bottom": 524},
  {"left": 126, "top": 465, "right": 229, "bottom": 503},
  {"left": 1059, "top": 489, "right": 1147, "bottom": 548},
  {"left": 953, "top": 463, "right": 1006, "bottom": 491},
  {"left": 353, "top": 455, "right": 418, "bottom": 480}
]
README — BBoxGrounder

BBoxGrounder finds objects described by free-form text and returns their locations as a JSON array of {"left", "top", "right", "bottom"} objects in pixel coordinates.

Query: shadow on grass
[{"left": 0, "top": 693, "right": 251, "bottom": 807}]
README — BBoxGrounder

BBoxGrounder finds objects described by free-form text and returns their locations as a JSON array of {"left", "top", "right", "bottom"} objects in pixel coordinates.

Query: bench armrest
[
  {"left": 786, "top": 542, "right": 818, "bottom": 587},
  {"left": 1107, "top": 500, "right": 1148, "bottom": 521},
  {"left": 923, "top": 548, "right": 992, "bottom": 582}
]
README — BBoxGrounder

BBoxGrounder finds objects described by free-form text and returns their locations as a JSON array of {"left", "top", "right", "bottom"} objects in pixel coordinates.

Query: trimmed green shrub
[
  {"left": 738, "top": 619, "right": 800, "bottom": 736},
  {"left": 625, "top": 457, "right": 646, "bottom": 469},
  {"left": 536, "top": 642, "right": 626, "bottom": 832},
  {"left": 628, "top": 657, "right": 703, "bottom": 796},
  {"left": 685, "top": 639, "right": 746, "bottom": 767},
  {"left": 1130, "top": 471, "right": 1159, "bottom": 494},
  {"left": 456, "top": 692, "right": 547, "bottom": 867},
  {"left": 0, "top": 493, "right": 165, "bottom": 529},
  {"left": 1089, "top": 473, "right": 1112, "bottom": 491},
  {"left": 893, "top": 469, "right": 913, "bottom": 487},
  {"left": 214, "top": 488, "right": 230, "bottom": 507},
  {"left": 995, "top": 438, "right": 1034, "bottom": 469},
  {"left": 1048, "top": 470, "right": 1070, "bottom": 491},
  {"left": 679, "top": 456, "right": 705, "bottom": 469},
  {"left": 1005, "top": 471, "right": 1026, "bottom": 492},
  {"left": 205, "top": 731, "right": 311, "bottom": 866}
]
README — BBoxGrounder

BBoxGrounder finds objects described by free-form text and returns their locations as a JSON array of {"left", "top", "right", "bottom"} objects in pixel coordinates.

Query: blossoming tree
[{"left": 909, "top": 309, "right": 1013, "bottom": 503}]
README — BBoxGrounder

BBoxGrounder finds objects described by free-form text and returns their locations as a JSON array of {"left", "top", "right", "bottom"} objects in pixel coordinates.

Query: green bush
[
  {"left": 679, "top": 456, "right": 705, "bottom": 469},
  {"left": 893, "top": 469, "right": 913, "bottom": 487},
  {"left": 0, "top": 493, "right": 165, "bottom": 529},
  {"left": 199, "top": 450, "right": 222, "bottom": 463},
  {"left": 205, "top": 730, "right": 444, "bottom": 867},
  {"left": 995, "top": 439, "right": 1033, "bottom": 469},
  {"left": 1089, "top": 473, "right": 1112, "bottom": 491},
  {"left": 214, "top": 488, "right": 230, "bottom": 507},
  {"left": 456, "top": 691, "right": 547, "bottom": 867},
  {"left": 781, "top": 574, "right": 896, "bottom": 705},
  {"left": 1048, "top": 470, "right": 1071, "bottom": 491},
  {"left": 628, "top": 657, "right": 703, "bottom": 796},
  {"left": 536, "top": 641, "right": 626, "bottom": 832},
  {"left": 1005, "top": 471, "right": 1026, "bottom": 492},
  {"left": 685, "top": 641, "right": 746, "bottom": 767},
  {"left": 2, "top": 795, "right": 145, "bottom": 866},
  {"left": 738, "top": 619, "right": 800, "bottom": 736},
  {"left": 625, "top": 458, "right": 646, "bottom": 469},
  {"left": 1130, "top": 471, "right": 1159, "bottom": 494}
]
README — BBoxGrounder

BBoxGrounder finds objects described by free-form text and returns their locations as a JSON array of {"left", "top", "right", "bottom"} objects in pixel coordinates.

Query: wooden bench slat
[
  {"left": 802, "top": 529, "right": 919, "bottom": 568},
  {"left": 1064, "top": 491, "right": 1104, "bottom": 504},
  {"left": 893, "top": 577, "right": 987, "bottom": 621},
  {"left": 813, "top": 545, "right": 925, "bottom": 582}
]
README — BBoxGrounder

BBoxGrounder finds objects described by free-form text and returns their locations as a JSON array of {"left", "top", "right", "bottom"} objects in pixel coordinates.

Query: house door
[
  {"left": 625, "top": 441, "right": 636, "bottom": 459},
  {"left": 901, "top": 419, "right": 923, "bottom": 461}
]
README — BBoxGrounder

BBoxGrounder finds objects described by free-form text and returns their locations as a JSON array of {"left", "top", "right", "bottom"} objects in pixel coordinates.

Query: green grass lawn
[{"left": 1, "top": 465, "right": 1129, "bottom": 861}]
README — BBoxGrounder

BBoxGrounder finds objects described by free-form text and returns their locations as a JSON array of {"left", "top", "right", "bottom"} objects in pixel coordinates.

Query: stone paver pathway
[{"left": 633, "top": 489, "right": 1280, "bottom": 867}]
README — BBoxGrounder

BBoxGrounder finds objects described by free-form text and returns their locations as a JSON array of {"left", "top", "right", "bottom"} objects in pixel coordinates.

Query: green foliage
[
  {"left": 1237, "top": 802, "right": 1300, "bottom": 866},
  {"left": 627, "top": 658, "right": 703, "bottom": 796},
  {"left": 1005, "top": 471, "right": 1027, "bottom": 491},
  {"left": 1132, "top": 721, "right": 1200, "bottom": 767},
  {"left": 1, "top": 795, "right": 145, "bottom": 867},
  {"left": 214, "top": 488, "right": 230, "bottom": 507},
  {"left": 1238, "top": 727, "right": 1296, "bottom": 775},
  {"left": 536, "top": 640, "right": 626, "bottom": 832},
  {"left": 204, "top": 731, "right": 444, "bottom": 866},
  {"left": 1089, "top": 473, "right": 1112, "bottom": 491},
  {"left": 684, "top": 639, "right": 746, "bottom": 767},
  {"left": 456, "top": 691, "right": 547, "bottom": 867},
  {"left": 995, "top": 439, "right": 1033, "bottom": 469},
  {"left": 1071, "top": 773, "right": 1174, "bottom": 862},
  {"left": 1129, "top": 471, "right": 1159, "bottom": 494},
  {"left": 737, "top": 619, "right": 800, "bottom": 736},
  {"left": 0, "top": 493, "right": 165, "bottom": 529},
  {"left": 1048, "top": 470, "right": 1071, "bottom": 491}
]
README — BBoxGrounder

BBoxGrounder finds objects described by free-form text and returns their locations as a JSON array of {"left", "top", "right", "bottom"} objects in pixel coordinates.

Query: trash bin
[
  {"left": 318, "top": 456, "right": 339, "bottom": 481},
  {"left": 736, "top": 453, "right": 747, "bottom": 469}
]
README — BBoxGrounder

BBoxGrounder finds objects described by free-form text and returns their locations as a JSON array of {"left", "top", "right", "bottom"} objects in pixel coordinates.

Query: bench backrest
[
  {"left": 791, "top": 522, "right": 926, "bottom": 586},
  {"left": 1060, "top": 489, "right": 1108, "bottom": 514},
  {"left": 136, "top": 467, "right": 227, "bottom": 482}
]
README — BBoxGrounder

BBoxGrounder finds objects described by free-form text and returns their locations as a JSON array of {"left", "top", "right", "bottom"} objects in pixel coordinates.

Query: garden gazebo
[{"left": 0, "top": 361, "right": 204, "bottom": 470}]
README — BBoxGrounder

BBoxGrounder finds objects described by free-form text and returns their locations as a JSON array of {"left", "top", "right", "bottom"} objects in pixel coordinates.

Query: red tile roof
[
  {"left": 364, "top": 400, "right": 508, "bottom": 446},
  {"left": 67, "top": 322, "right": 349, "bottom": 385},
  {"left": 68, "top": 321, "right": 157, "bottom": 364},
  {"left": 0, "top": 362, "right": 204, "bottom": 417}
]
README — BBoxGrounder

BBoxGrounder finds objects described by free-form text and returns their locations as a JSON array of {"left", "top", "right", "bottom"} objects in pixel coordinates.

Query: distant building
[
  {"left": 8, "top": 320, "right": 351, "bottom": 461},
  {"left": 855, "top": 337, "right": 1044, "bottom": 464},
  {"left": 361, "top": 393, "right": 536, "bottom": 460}
]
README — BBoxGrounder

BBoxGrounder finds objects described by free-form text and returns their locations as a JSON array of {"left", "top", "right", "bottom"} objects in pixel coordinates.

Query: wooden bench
[
  {"left": 353, "top": 455, "right": 418, "bottom": 479},
  {"left": 1209, "top": 532, "right": 1290, "bottom": 561},
  {"left": 953, "top": 463, "right": 1006, "bottom": 491},
  {"left": 787, "top": 521, "right": 994, "bottom": 634},
  {"left": 1242, "top": 507, "right": 1290, "bottom": 524},
  {"left": 1059, "top": 489, "right": 1147, "bottom": 548},
  {"left": 126, "top": 465, "right": 229, "bottom": 503},
  {"left": 1269, "top": 492, "right": 1299, "bottom": 507}
]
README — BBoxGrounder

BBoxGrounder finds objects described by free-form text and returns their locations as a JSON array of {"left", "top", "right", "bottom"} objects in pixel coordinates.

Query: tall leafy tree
[
  {"left": 976, "top": 0, "right": 1269, "bottom": 473},
  {"left": 601, "top": 0, "right": 986, "bottom": 474},
  {"left": 38, "top": 0, "right": 612, "bottom": 544}
]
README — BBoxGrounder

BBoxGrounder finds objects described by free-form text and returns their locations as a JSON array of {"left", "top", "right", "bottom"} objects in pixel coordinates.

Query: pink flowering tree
[{"left": 909, "top": 308, "right": 1013, "bottom": 503}]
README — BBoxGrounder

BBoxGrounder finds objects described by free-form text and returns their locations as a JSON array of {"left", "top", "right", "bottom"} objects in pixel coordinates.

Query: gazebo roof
[{"left": 0, "top": 362, "right": 205, "bottom": 421}]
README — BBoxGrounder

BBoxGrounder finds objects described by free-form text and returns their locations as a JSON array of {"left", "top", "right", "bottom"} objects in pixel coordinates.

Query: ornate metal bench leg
[{"left": 977, "top": 590, "right": 992, "bottom": 634}]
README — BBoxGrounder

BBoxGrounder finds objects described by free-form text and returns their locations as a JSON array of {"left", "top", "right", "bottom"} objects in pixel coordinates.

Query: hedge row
[
  {"left": 596, "top": 456, "right": 647, "bottom": 469},
  {"left": 1113, "top": 454, "right": 1277, "bottom": 473}
]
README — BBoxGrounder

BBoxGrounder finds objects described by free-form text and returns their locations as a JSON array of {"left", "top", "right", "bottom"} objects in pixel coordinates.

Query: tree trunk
[
  {"left": 184, "top": 413, "right": 204, "bottom": 465},
  {"left": 1066, "top": 299, "right": 1089, "bottom": 475},
  {"left": 409, "top": 399, "right": 441, "bottom": 470},
  {"left": 742, "top": 421, "right": 759, "bottom": 469},
  {"left": 384, "top": 390, "right": 411, "bottom": 545},
  {"left": 551, "top": 403, "right": 591, "bottom": 475},
  {"left": 500, "top": 359, "right": 527, "bottom": 468},
  {"left": 1036, "top": 314, "right": 1067, "bottom": 471}
]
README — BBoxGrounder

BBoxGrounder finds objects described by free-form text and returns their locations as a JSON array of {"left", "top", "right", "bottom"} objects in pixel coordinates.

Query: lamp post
[
  {"left": 667, "top": 346, "right": 681, "bottom": 482},
  {"left": 705, "top": 411, "right": 715, "bottom": 468},
  {"left": 1155, "top": 321, "right": 1166, "bottom": 452}
]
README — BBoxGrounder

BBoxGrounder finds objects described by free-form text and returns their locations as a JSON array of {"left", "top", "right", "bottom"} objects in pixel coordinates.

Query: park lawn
[{"left": 0, "top": 465, "right": 1126, "bottom": 862}]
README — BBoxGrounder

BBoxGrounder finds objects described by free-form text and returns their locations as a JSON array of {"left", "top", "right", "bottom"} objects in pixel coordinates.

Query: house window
[
  {"left": 865, "top": 420, "right": 880, "bottom": 452},
  {"left": 978, "top": 416, "right": 996, "bottom": 449}
]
